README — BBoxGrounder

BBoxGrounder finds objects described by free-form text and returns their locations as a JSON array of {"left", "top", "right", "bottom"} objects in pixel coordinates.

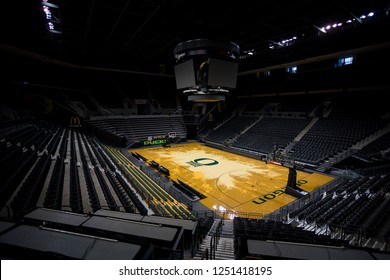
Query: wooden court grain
[{"left": 132, "top": 143, "right": 334, "bottom": 216}]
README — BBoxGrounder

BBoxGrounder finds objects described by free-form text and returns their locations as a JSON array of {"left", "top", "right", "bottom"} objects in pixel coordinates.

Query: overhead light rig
[{"left": 173, "top": 39, "right": 240, "bottom": 102}]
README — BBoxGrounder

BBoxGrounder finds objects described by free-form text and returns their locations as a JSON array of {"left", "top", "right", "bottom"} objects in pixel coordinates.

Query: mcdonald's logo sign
[{"left": 69, "top": 117, "right": 82, "bottom": 128}]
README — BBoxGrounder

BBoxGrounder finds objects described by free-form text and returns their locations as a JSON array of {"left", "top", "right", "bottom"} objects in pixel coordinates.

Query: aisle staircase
[{"left": 193, "top": 219, "right": 235, "bottom": 260}]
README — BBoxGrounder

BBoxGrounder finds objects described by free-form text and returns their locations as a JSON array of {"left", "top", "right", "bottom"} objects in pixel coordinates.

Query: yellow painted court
[{"left": 132, "top": 143, "right": 334, "bottom": 216}]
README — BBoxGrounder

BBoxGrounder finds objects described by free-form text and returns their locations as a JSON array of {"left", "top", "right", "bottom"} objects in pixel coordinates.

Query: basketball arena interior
[{"left": 1, "top": 1, "right": 390, "bottom": 260}]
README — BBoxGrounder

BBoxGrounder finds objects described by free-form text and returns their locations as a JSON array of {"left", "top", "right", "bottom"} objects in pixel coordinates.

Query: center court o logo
[{"left": 187, "top": 158, "right": 219, "bottom": 167}]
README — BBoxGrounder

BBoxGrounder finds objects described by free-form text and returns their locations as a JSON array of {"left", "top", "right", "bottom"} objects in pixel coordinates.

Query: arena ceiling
[{"left": 1, "top": 0, "right": 390, "bottom": 75}]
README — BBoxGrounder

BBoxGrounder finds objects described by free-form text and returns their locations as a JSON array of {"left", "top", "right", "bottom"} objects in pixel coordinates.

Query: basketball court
[{"left": 132, "top": 143, "right": 334, "bottom": 216}]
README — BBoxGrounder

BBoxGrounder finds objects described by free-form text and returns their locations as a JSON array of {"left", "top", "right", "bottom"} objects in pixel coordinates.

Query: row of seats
[
  {"left": 86, "top": 115, "right": 187, "bottom": 147},
  {"left": 0, "top": 122, "right": 193, "bottom": 226},
  {"left": 363, "top": 196, "right": 390, "bottom": 238},
  {"left": 233, "top": 218, "right": 348, "bottom": 258},
  {"left": 105, "top": 171, "right": 135, "bottom": 213},
  {"left": 43, "top": 158, "right": 65, "bottom": 210},
  {"left": 87, "top": 137, "right": 148, "bottom": 214},
  {"left": 203, "top": 103, "right": 389, "bottom": 166},
  {"left": 171, "top": 180, "right": 197, "bottom": 200},
  {"left": 69, "top": 159, "right": 84, "bottom": 213},
  {"left": 0, "top": 148, "right": 37, "bottom": 205},
  {"left": 105, "top": 145, "right": 195, "bottom": 219},
  {"left": 114, "top": 168, "right": 149, "bottom": 215},
  {"left": 288, "top": 174, "right": 390, "bottom": 241},
  {"left": 330, "top": 194, "right": 384, "bottom": 232},
  {"left": 356, "top": 130, "right": 390, "bottom": 161},
  {"left": 67, "top": 130, "right": 84, "bottom": 213},
  {"left": 94, "top": 167, "right": 119, "bottom": 211},
  {"left": 77, "top": 132, "right": 102, "bottom": 212},
  {"left": 11, "top": 154, "right": 52, "bottom": 218},
  {"left": 205, "top": 115, "right": 257, "bottom": 144},
  {"left": 290, "top": 118, "right": 387, "bottom": 164},
  {"left": 233, "top": 117, "right": 309, "bottom": 154},
  {"left": 58, "top": 128, "right": 69, "bottom": 158}
]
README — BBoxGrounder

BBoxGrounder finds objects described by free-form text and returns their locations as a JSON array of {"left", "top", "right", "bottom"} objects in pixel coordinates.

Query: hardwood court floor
[{"left": 132, "top": 143, "right": 334, "bottom": 216}]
